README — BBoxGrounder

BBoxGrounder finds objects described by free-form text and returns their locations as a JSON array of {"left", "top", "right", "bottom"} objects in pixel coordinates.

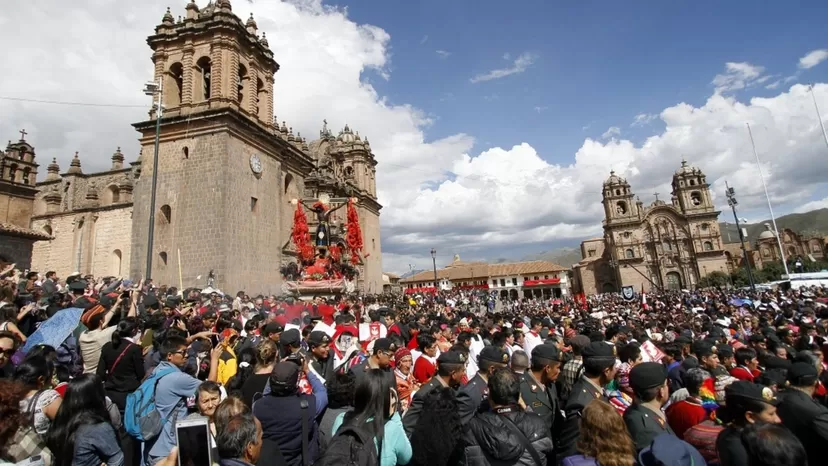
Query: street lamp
[
  {"left": 725, "top": 182, "right": 755, "bottom": 291},
  {"left": 430, "top": 248, "right": 437, "bottom": 293},
  {"left": 143, "top": 79, "right": 164, "bottom": 281}
]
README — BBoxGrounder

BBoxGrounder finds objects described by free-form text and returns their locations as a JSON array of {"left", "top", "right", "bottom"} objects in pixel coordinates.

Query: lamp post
[
  {"left": 431, "top": 248, "right": 437, "bottom": 293},
  {"left": 725, "top": 182, "right": 755, "bottom": 291},
  {"left": 143, "top": 79, "right": 164, "bottom": 281}
]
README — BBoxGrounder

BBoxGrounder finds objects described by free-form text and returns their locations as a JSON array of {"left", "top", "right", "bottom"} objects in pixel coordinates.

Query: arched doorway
[
  {"left": 500, "top": 290, "right": 508, "bottom": 299},
  {"left": 509, "top": 289, "right": 519, "bottom": 300},
  {"left": 601, "top": 282, "right": 616, "bottom": 293},
  {"left": 666, "top": 271, "right": 682, "bottom": 290}
]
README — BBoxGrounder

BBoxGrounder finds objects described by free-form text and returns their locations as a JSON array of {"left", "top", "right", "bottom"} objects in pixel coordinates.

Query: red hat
[{"left": 395, "top": 347, "right": 412, "bottom": 362}]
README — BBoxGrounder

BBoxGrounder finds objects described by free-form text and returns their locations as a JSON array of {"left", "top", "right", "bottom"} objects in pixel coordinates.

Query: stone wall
[
  {"left": 0, "top": 192, "right": 35, "bottom": 227},
  {"left": 359, "top": 206, "right": 383, "bottom": 293},
  {"left": 0, "top": 235, "right": 36, "bottom": 270}
]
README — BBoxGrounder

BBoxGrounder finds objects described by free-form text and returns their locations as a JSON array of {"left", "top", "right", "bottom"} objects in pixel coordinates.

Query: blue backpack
[{"left": 124, "top": 367, "right": 179, "bottom": 441}]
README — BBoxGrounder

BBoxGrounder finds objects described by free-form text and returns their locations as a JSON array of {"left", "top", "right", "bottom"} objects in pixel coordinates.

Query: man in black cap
[
  {"left": 304, "top": 330, "right": 334, "bottom": 383},
  {"left": 262, "top": 322, "right": 284, "bottom": 345},
  {"left": 776, "top": 362, "right": 828, "bottom": 466},
  {"left": 348, "top": 337, "right": 398, "bottom": 389},
  {"left": 280, "top": 328, "right": 302, "bottom": 361},
  {"left": 624, "top": 362, "right": 676, "bottom": 451},
  {"left": 520, "top": 344, "right": 563, "bottom": 446},
  {"left": 557, "top": 341, "right": 616, "bottom": 459},
  {"left": 402, "top": 350, "right": 467, "bottom": 436},
  {"left": 716, "top": 380, "right": 780, "bottom": 466},
  {"left": 68, "top": 279, "right": 92, "bottom": 308},
  {"left": 456, "top": 345, "right": 510, "bottom": 424}
]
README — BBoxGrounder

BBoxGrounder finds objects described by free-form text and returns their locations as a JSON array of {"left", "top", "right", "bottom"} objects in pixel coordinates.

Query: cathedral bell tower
[
  {"left": 602, "top": 171, "right": 637, "bottom": 224},
  {"left": 671, "top": 160, "right": 714, "bottom": 214},
  {"left": 130, "top": 1, "right": 315, "bottom": 293}
]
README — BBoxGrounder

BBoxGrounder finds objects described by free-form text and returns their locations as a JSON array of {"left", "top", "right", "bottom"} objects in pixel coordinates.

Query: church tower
[
  {"left": 602, "top": 171, "right": 637, "bottom": 224},
  {"left": 130, "top": 1, "right": 316, "bottom": 293},
  {"left": 671, "top": 160, "right": 714, "bottom": 214}
]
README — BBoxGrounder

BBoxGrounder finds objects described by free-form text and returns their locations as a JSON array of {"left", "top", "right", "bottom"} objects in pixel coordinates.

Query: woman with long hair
[
  {"left": 0, "top": 379, "right": 52, "bottom": 465},
  {"left": 409, "top": 387, "right": 463, "bottom": 466},
  {"left": 13, "top": 355, "right": 62, "bottom": 436},
  {"left": 562, "top": 400, "right": 636, "bottom": 466},
  {"left": 97, "top": 317, "right": 145, "bottom": 410},
  {"left": 329, "top": 369, "right": 411, "bottom": 466},
  {"left": 225, "top": 346, "right": 256, "bottom": 399},
  {"left": 45, "top": 374, "right": 123, "bottom": 466},
  {"left": 240, "top": 339, "right": 279, "bottom": 407}
]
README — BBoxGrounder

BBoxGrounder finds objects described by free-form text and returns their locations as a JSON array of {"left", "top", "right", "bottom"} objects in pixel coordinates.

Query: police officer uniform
[
  {"left": 777, "top": 362, "right": 828, "bottom": 466},
  {"left": 557, "top": 341, "right": 614, "bottom": 459},
  {"left": 716, "top": 380, "right": 779, "bottom": 466},
  {"left": 305, "top": 330, "right": 335, "bottom": 383},
  {"left": 623, "top": 362, "right": 675, "bottom": 451},
  {"left": 457, "top": 345, "right": 510, "bottom": 424},
  {"left": 520, "top": 344, "right": 562, "bottom": 433},
  {"left": 402, "top": 350, "right": 466, "bottom": 436}
]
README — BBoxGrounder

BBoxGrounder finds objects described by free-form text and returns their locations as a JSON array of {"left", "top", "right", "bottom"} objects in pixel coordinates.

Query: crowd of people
[{"left": 0, "top": 264, "right": 827, "bottom": 466}]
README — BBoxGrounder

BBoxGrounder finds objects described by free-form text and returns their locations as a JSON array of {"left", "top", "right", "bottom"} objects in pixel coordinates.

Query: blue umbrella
[{"left": 22, "top": 307, "right": 84, "bottom": 353}]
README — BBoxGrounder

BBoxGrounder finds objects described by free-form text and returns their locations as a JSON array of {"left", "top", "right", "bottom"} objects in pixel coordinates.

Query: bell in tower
[
  {"left": 602, "top": 170, "right": 636, "bottom": 223},
  {"left": 671, "top": 159, "right": 713, "bottom": 213}
]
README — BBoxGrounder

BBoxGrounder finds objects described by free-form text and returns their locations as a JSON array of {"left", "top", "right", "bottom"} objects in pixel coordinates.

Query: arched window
[
  {"left": 183, "top": 146, "right": 189, "bottom": 159},
  {"left": 690, "top": 191, "right": 702, "bottom": 206},
  {"left": 105, "top": 185, "right": 120, "bottom": 205},
  {"left": 615, "top": 189, "right": 620, "bottom": 196},
  {"left": 167, "top": 62, "right": 184, "bottom": 107},
  {"left": 8, "top": 164, "right": 17, "bottom": 182},
  {"left": 689, "top": 179, "right": 696, "bottom": 186},
  {"left": 345, "top": 166, "right": 354, "bottom": 178},
  {"left": 256, "top": 77, "right": 266, "bottom": 118},
  {"left": 663, "top": 241, "right": 672, "bottom": 252},
  {"left": 625, "top": 249, "right": 634, "bottom": 258},
  {"left": 284, "top": 173, "right": 293, "bottom": 194},
  {"left": 196, "top": 57, "right": 212, "bottom": 100},
  {"left": 43, "top": 225, "right": 53, "bottom": 236},
  {"left": 762, "top": 247, "right": 770, "bottom": 257},
  {"left": 159, "top": 251, "right": 168, "bottom": 266},
  {"left": 112, "top": 249, "right": 122, "bottom": 276},
  {"left": 160, "top": 204, "right": 172, "bottom": 224},
  {"left": 703, "top": 241, "right": 713, "bottom": 251},
  {"left": 237, "top": 63, "right": 248, "bottom": 103},
  {"left": 22, "top": 167, "right": 30, "bottom": 185},
  {"left": 616, "top": 201, "right": 627, "bottom": 215}
]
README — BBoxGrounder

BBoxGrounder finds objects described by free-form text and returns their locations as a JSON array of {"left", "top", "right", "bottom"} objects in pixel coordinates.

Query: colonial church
[
  {"left": 1, "top": 1, "right": 383, "bottom": 294},
  {"left": 574, "top": 161, "right": 729, "bottom": 294}
]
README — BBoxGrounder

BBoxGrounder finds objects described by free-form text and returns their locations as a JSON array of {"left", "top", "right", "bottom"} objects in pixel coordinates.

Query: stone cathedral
[
  {"left": 574, "top": 161, "right": 728, "bottom": 295},
  {"left": 11, "top": 1, "right": 384, "bottom": 294}
]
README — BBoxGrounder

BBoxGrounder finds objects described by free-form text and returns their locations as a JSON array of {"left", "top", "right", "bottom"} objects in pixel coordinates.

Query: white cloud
[
  {"left": 794, "top": 197, "right": 828, "bottom": 214},
  {"left": 534, "top": 106, "right": 548, "bottom": 113},
  {"left": 766, "top": 80, "right": 781, "bottom": 90},
  {"left": 631, "top": 113, "right": 657, "bottom": 127},
  {"left": 420, "top": 35, "right": 428, "bottom": 44},
  {"left": 435, "top": 50, "right": 451, "bottom": 59},
  {"left": 799, "top": 49, "right": 828, "bottom": 69},
  {"left": 601, "top": 126, "right": 621, "bottom": 139},
  {"left": 470, "top": 52, "right": 537, "bottom": 84},
  {"left": 712, "top": 62, "right": 767, "bottom": 94}
]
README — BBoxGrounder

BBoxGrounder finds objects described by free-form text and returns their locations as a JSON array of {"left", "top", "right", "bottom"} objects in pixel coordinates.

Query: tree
[{"left": 731, "top": 268, "right": 750, "bottom": 288}]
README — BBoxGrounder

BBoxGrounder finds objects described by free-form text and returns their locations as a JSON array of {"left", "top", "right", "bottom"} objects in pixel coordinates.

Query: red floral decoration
[
  {"left": 312, "top": 201, "right": 329, "bottom": 211},
  {"left": 346, "top": 199, "right": 364, "bottom": 265},
  {"left": 329, "top": 244, "right": 342, "bottom": 263},
  {"left": 292, "top": 203, "right": 315, "bottom": 262}
]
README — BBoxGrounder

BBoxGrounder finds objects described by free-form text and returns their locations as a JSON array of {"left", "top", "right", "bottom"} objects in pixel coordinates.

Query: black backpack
[{"left": 315, "top": 425, "right": 379, "bottom": 466}]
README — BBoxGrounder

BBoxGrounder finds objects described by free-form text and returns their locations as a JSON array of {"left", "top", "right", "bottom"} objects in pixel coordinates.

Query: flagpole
[
  {"left": 746, "top": 123, "right": 790, "bottom": 277},
  {"left": 809, "top": 84, "right": 828, "bottom": 151}
]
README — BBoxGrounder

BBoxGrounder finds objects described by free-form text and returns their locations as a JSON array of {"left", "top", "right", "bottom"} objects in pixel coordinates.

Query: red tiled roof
[
  {"left": 0, "top": 223, "right": 52, "bottom": 240},
  {"left": 400, "top": 260, "right": 567, "bottom": 284}
]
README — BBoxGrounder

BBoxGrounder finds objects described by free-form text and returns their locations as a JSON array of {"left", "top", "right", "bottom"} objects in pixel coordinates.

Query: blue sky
[{"left": 333, "top": 0, "right": 828, "bottom": 166}]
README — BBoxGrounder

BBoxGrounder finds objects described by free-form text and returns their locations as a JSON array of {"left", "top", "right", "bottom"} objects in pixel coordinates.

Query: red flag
[{"left": 641, "top": 284, "right": 648, "bottom": 310}]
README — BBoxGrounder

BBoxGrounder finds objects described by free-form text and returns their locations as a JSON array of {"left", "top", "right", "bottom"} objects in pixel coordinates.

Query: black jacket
[
  {"left": 403, "top": 375, "right": 451, "bottom": 436},
  {"left": 459, "top": 408, "right": 555, "bottom": 466},
  {"left": 556, "top": 376, "right": 606, "bottom": 459},
  {"left": 776, "top": 388, "right": 828, "bottom": 466},
  {"left": 96, "top": 340, "right": 145, "bottom": 410}
]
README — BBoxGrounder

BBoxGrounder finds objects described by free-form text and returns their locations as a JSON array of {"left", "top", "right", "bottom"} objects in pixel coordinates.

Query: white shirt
[{"left": 523, "top": 330, "right": 544, "bottom": 363}]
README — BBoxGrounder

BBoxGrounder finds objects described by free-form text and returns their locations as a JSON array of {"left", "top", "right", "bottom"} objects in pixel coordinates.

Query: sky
[{"left": 2, "top": 0, "right": 828, "bottom": 275}]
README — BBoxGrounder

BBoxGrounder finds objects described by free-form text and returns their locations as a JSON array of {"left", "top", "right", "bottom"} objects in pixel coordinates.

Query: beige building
[
  {"left": 574, "top": 161, "right": 728, "bottom": 294},
  {"left": 400, "top": 256, "right": 569, "bottom": 298},
  {"left": 27, "top": 1, "right": 383, "bottom": 294}
]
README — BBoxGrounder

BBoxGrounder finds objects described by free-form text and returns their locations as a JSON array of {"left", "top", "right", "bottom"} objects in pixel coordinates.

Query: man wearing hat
[
  {"left": 403, "top": 350, "right": 467, "bottom": 436},
  {"left": 520, "top": 344, "right": 563, "bottom": 441},
  {"left": 457, "top": 345, "right": 510, "bottom": 424},
  {"left": 280, "top": 328, "right": 303, "bottom": 361},
  {"left": 348, "top": 337, "right": 398, "bottom": 390},
  {"left": 776, "top": 362, "right": 828, "bottom": 466},
  {"left": 716, "top": 380, "right": 780, "bottom": 466},
  {"left": 304, "top": 330, "right": 334, "bottom": 383},
  {"left": 557, "top": 341, "right": 616, "bottom": 459},
  {"left": 624, "top": 362, "right": 676, "bottom": 451}
]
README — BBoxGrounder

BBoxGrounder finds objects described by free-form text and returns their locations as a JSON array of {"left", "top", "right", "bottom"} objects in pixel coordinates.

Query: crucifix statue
[
  {"left": 19, "top": 129, "right": 27, "bottom": 141},
  {"left": 292, "top": 194, "right": 357, "bottom": 248},
  {"left": 653, "top": 192, "right": 660, "bottom": 202}
]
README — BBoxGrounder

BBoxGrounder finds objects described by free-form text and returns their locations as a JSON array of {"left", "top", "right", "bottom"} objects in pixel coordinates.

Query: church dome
[
  {"left": 603, "top": 170, "right": 626, "bottom": 186},
  {"left": 674, "top": 159, "right": 699, "bottom": 176},
  {"left": 758, "top": 223, "right": 776, "bottom": 240},
  {"left": 337, "top": 124, "right": 356, "bottom": 144}
]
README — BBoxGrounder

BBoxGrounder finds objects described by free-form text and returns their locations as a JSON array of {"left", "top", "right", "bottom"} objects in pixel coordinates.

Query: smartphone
[{"left": 175, "top": 417, "right": 213, "bottom": 466}]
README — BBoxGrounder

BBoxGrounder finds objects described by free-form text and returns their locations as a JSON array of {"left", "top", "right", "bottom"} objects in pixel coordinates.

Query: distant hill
[
  {"left": 400, "top": 269, "right": 425, "bottom": 279},
  {"left": 522, "top": 247, "right": 583, "bottom": 268},
  {"left": 720, "top": 208, "right": 828, "bottom": 244}
]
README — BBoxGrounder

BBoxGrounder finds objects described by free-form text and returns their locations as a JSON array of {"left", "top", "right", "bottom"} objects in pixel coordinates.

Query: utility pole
[
  {"left": 430, "top": 248, "right": 438, "bottom": 294},
  {"left": 143, "top": 79, "right": 164, "bottom": 281},
  {"left": 725, "top": 182, "right": 755, "bottom": 291}
]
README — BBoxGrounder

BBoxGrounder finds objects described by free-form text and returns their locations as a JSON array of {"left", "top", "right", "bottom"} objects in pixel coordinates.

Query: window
[
  {"left": 616, "top": 201, "right": 627, "bottom": 215},
  {"left": 237, "top": 63, "right": 248, "bottom": 103},
  {"left": 703, "top": 241, "right": 713, "bottom": 251},
  {"left": 701, "top": 223, "right": 709, "bottom": 231},
  {"left": 544, "top": 275, "right": 549, "bottom": 279},
  {"left": 160, "top": 204, "right": 172, "bottom": 224},
  {"left": 22, "top": 168, "right": 30, "bottom": 185},
  {"left": 196, "top": 57, "right": 212, "bottom": 100},
  {"left": 512, "top": 278, "right": 517, "bottom": 286},
  {"left": 112, "top": 249, "right": 122, "bottom": 276},
  {"left": 256, "top": 77, "right": 266, "bottom": 119},
  {"left": 690, "top": 191, "right": 702, "bottom": 206},
  {"left": 250, "top": 197, "right": 258, "bottom": 213},
  {"left": 183, "top": 146, "right": 189, "bottom": 159},
  {"left": 43, "top": 225, "right": 52, "bottom": 236},
  {"left": 762, "top": 247, "right": 770, "bottom": 257},
  {"left": 500, "top": 279, "right": 505, "bottom": 287},
  {"left": 588, "top": 250, "right": 596, "bottom": 257},
  {"left": 663, "top": 241, "right": 672, "bottom": 251},
  {"left": 167, "top": 62, "right": 184, "bottom": 107},
  {"left": 534, "top": 276, "right": 539, "bottom": 280},
  {"left": 615, "top": 189, "right": 620, "bottom": 196},
  {"left": 812, "top": 243, "right": 821, "bottom": 253},
  {"left": 625, "top": 248, "right": 634, "bottom": 258},
  {"left": 689, "top": 179, "right": 696, "bottom": 186},
  {"left": 159, "top": 251, "right": 168, "bottom": 266},
  {"left": 284, "top": 173, "right": 293, "bottom": 194}
]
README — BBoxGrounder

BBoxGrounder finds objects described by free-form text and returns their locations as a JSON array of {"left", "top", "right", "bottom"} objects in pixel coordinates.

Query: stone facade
[
  {"left": 0, "top": 136, "right": 51, "bottom": 270},
  {"left": 19, "top": 2, "right": 384, "bottom": 294},
  {"left": 30, "top": 149, "right": 135, "bottom": 279},
  {"left": 574, "top": 161, "right": 729, "bottom": 295}
]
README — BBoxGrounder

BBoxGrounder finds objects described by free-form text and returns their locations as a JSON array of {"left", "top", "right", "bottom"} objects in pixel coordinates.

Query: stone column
[{"left": 182, "top": 45, "right": 194, "bottom": 107}]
